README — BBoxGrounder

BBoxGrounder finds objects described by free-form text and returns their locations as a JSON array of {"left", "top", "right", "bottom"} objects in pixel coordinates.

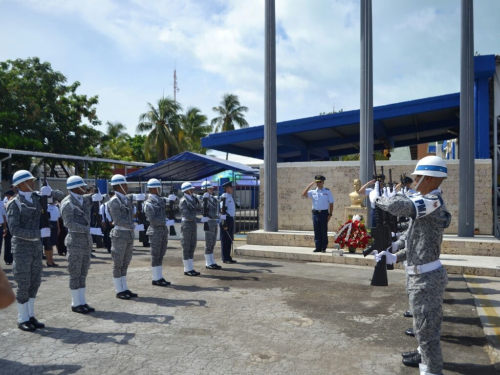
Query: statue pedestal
[{"left": 344, "top": 206, "right": 368, "bottom": 223}]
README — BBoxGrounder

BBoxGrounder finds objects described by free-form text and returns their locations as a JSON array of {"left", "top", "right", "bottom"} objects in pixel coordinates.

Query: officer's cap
[
  {"left": 315, "top": 175, "right": 326, "bottom": 182},
  {"left": 222, "top": 181, "right": 233, "bottom": 188}
]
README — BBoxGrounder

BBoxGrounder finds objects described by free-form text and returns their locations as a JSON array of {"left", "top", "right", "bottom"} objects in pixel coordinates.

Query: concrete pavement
[{"left": 0, "top": 240, "right": 498, "bottom": 374}]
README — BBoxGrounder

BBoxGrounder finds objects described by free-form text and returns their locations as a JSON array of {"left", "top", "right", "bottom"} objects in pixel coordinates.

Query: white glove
[
  {"left": 201, "top": 217, "right": 209, "bottom": 223},
  {"left": 392, "top": 232, "right": 401, "bottom": 240},
  {"left": 135, "top": 193, "right": 146, "bottom": 201},
  {"left": 382, "top": 187, "right": 389, "bottom": 198},
  {"left": 90, "top": 227, "right": 103, "bottom": 236},
  {"left": 387, "top": 187, "right": 396, "bottom": 198},
  {"left": 368, "top": 182, "right": 380, "bottom": 206},
  {"left": 40, "top": 227, "right": 51, "bottom": 238},
  {"left": 92, "top": 193, "right": 103, "bottom": 202},
  {"left": 220, "top": 215, "right": 227, "bottom": 220},
  {"left": 168, "top": 194, "right": 177, "bottom": 201},
  {"left": 374, "top": 250, "right": 397, "bottom": 264},
  {"left": 40, "top": 185, "right": 52, "bottom": 196},
  {"left": 166, "top": 219, "right": 175, "bottom": 226},
  {"left": 202, "top": 192, "right": 210, "bottom": 199},
  {"left": 135, "top": 224, "right": 145, "bottom": 231},
  {"left": 389, "top": 242, "right": 398, "bottom": 253}
]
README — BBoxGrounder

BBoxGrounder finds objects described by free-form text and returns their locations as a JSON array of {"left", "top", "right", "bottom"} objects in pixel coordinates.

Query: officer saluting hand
[{"left": 301, "top": 175, "right": 335, "bottom": 253}]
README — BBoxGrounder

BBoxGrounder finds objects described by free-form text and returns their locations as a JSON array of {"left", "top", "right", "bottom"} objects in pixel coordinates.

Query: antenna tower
[{"left": 173, "top": 69, "right": 180, "bottom": 102}]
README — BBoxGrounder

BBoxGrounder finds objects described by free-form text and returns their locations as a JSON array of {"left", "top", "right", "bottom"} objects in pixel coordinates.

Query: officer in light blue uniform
[
  {"left": 219, "top": 181, "right": 236, "bottom": 264},
  {"left": 302, "top": 175, "right": 334, "bottom": 253}
]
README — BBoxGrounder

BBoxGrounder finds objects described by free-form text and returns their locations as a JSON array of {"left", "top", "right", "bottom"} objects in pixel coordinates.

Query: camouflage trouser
[
  {"left": 12, "top": 237, "right": 43, "bottom": 304},
  {"left": 149, "top": 227, "right": 168, "bottom": 267},
  {"left": 111, "top": 230, "right": 134, "bottom": 278},
  {"left": 408, "top": 266, "right": 448, "bottom": 374},
  {"left": 66, "top": 233, "right": 92, "bottom": 290},
  {"left": 180, "top": 221, "right": 197, "bottom": 260},
  {"left": 204, "top": 220, "right": 218, "bottom": 255}
]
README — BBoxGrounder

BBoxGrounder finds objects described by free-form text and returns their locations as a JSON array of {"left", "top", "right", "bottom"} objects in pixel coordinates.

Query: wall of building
[{"left": 259, "top": 159, "right": 493, "bottom": 235}]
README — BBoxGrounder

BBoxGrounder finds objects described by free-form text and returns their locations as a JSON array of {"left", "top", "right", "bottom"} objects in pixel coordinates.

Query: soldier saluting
[
  {"left": 107, "top": 174, "right": 145, "bottom": 300},
  {"left": 369, "top": 156, "right": 451, "bottom": 375},
  {"left": 60, "top": 176, "right": 103, "bottom": 314},
  {"left": 301, "top": 175, "right": 335, "bottom": 253},
  {"left": 7, "top": 170, "right": 65, "bottom": 331},
  {"left": 143, "top": 178, "right": 171, "bottom": 287},
  {"left": 179, "top": 182, "right": 200, "bottom": 276}
]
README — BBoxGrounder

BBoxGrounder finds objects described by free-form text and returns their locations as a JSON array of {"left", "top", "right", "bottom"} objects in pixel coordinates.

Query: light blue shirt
[
  {"left": 307, "top": 188, "right": 335, "bottom": 210},
  {"left": 220, "top": 193, "right": 236, "bottom": 217}
]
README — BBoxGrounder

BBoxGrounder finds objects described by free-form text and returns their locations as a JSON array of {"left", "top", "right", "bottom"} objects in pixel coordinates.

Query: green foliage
[
  {"left": 137, "top": 97, "right": 183, "bottom": 161},
  {"left": 0, "top": 57, "right": 101, "bottom": 171},
  {"left": 211, "top": 93, "right": 249, "bottom": 133},
  {"left": 181, "top": 107, "right": 211, "bottom": 154}
]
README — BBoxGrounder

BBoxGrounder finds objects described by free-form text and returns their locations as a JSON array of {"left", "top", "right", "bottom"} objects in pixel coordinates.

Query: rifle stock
[{"left": 168, "top": 183, "right": 177, "bottom": 236}]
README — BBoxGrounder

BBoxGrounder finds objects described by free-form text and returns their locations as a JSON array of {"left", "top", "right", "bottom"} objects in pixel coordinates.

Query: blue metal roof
[
  {"left": 126, "top": 151, "right": 258, "bottom": 182},
  {"left": 201, "top": 55, "right": 497, "bottom": 162}
]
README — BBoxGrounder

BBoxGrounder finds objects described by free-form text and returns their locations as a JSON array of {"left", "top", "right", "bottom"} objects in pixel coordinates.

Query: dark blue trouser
[
  {"left": 312, "top": 211, "right": 328, "bottom": 251},
  {"left": 220, "top": 216, "right": 234, "bottom": 261}
]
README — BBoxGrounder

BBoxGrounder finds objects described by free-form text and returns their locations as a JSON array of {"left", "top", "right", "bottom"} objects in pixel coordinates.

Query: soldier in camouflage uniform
[
  {"left": 144, "top": 178, "right": 171, "bottom": 287},
  {"left": 107, "top": 174, "right": 145, "bottom": 300},
  {"left": 179, "top": 182, "right": 200, "bottom": 276},
  {"left": 370, "top": 156, "right": 451, "bottom": 375},
  {"left": 201, "top": 181, "right": 221, "bottom": 270},
  {"left": 7, "top": 170, "right": 65, "bottom": 331},
  {"left": 60, "top": 176, "right": 103, "bottom": 314}
]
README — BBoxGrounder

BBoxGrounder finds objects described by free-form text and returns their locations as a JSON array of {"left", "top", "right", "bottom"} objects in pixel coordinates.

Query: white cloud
[{"left": 1, "top": 0, "right": 499, "bottom": 161}]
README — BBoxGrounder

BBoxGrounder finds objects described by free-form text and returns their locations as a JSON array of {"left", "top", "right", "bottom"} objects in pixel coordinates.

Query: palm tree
[
  {"left": 137, "top": 97, "right": 183, "bottom": 161},
  {"left": 211, "top": 94, "right": 249, "bottom": 159},
  {"left": 181, "top": 107, "right": 211, "bottom": 154},
  {"left": 101, "top": 121, "right": 132, "bottom": 166}
]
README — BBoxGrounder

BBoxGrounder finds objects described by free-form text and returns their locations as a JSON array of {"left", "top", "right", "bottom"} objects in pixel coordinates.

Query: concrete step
[
  {"left": 235, "top": 244, "right": 500, "bottom": 277},
  {"left": 247, "top": 230, "right": 500, "bottom": 257}
]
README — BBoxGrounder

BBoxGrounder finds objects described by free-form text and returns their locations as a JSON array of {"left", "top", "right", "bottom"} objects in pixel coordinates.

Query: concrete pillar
[
  {"left": 264, "top": 0, "right": 278, "bottom": 232},
  {"left": 360, "top": 0, "right": 374, "bottom": 226},
  {"left": 458, "top": 0, "right": 475, "bottom": 237}
]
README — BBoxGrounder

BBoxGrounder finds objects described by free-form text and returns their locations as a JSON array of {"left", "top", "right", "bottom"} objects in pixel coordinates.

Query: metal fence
[{"left": 232, "top": 175, "right": 260, "bottom": 234}]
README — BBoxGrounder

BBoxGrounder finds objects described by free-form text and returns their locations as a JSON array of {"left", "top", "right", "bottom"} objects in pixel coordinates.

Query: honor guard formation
[{"left": 1, "top": 155, "right": 459, "bottom": 375}]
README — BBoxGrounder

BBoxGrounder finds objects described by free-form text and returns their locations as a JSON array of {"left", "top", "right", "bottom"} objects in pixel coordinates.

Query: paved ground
[{"left": 0, "top": 240, "right": 498, "bottom": 375}]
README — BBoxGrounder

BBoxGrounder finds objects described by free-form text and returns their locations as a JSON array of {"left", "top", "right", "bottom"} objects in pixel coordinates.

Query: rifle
[
  {"left": 220, "top": 194, "right": 228, "bottom": 231},
  {"left": 91, "top": 176, "right": 104, "bottom": 247},
  {"left": 384, "top": 169, "right": 398, "bottom": 270},
  {"left": 202, "top": 180, "right": 210, "bottom": 231},
  {"left": 40, "top": 165, "right": 51, "bottom": 250},
  {"left": 167, "top": 181, "right": 177, "bottom": 236},
  {"left": 136, "top": 177, "right": 147, "bottom": 243},
  {"left": 362, "top": 155, "right": 392, "bottom": 286}
]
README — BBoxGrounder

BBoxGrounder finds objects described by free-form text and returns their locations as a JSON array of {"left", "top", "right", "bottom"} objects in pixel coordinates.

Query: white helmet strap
[{"left": 414, "top": 176, "right": 424, "bottom": 192}]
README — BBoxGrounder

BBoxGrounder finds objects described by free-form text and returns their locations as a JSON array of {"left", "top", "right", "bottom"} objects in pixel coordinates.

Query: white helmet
[
  {"left": 411, "top": 156, "right": 448, "bottom": 178},
  {"left": 66, "top": 176, "right": 87, "bottom": 190},
  {"left": 147, "top": 178, "right": 162, "bottom": 189},
  {"left": 201, "top": 181, "right": 213, "bottom": 190},
  {"left": 181, "top": 182, "right": 194, "bottom": 192},
  {"left": 12, "top": 170, "right": 35, "bottom": 186},
  {"left": 110, "top": 174, "right": 128, "bottom": 186}
]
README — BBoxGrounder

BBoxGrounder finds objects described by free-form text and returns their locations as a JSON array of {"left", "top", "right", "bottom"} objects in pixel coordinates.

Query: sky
[{"left": 0, "top": 0, "right": 499, "bottom": 164}]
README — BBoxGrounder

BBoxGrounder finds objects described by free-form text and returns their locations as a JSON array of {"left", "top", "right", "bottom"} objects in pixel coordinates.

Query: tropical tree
[
  {"left": 137, "top": 97, "right": 183, "bottom": 161},
  {"left": 0, "top": 57, "right": 101, "bottom": 174},
  {"left": 101, "top": 121, "right": 132, "bottom": 161},
  {"left": 129, "top": 134, "right": 150, "bottom": 162},
  {"left": 211, "top": 94, "right": 249, "bottom": 159},
  {"left": 181, "top": 107, "right": 211, "bottom": 154}
]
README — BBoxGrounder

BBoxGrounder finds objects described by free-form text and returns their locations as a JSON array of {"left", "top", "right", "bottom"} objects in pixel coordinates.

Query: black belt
[{"left": 312, "top": 210, "right": 329, "bottom": 213}]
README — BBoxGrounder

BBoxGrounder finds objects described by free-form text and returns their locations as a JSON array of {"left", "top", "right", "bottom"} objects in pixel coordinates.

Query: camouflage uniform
[
  {"left": 374, "top": 190, "right": 451, "bottom": 374},
  {"left": 7, "top": 190, "right": 65, "bottom": 305},
  {"left": 179, "top": 194, "right": 198, "bottom": 261},
  {"left": 107, "top": 193, "right": 135, "bottom": 280},
  {"left": 60, "top": 193, "right": 93, "bottom": 291},
  {"left": 204, "top": 195, "right": 219, "bottom": 255},
  {"left": 144, "top": 195, "right": 168, "bottom": 268}
]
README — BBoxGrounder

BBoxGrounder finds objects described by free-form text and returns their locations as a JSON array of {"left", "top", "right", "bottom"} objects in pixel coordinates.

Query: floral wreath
[{"left": 333, "top": 215, "right": 371, "bottom": 250}]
